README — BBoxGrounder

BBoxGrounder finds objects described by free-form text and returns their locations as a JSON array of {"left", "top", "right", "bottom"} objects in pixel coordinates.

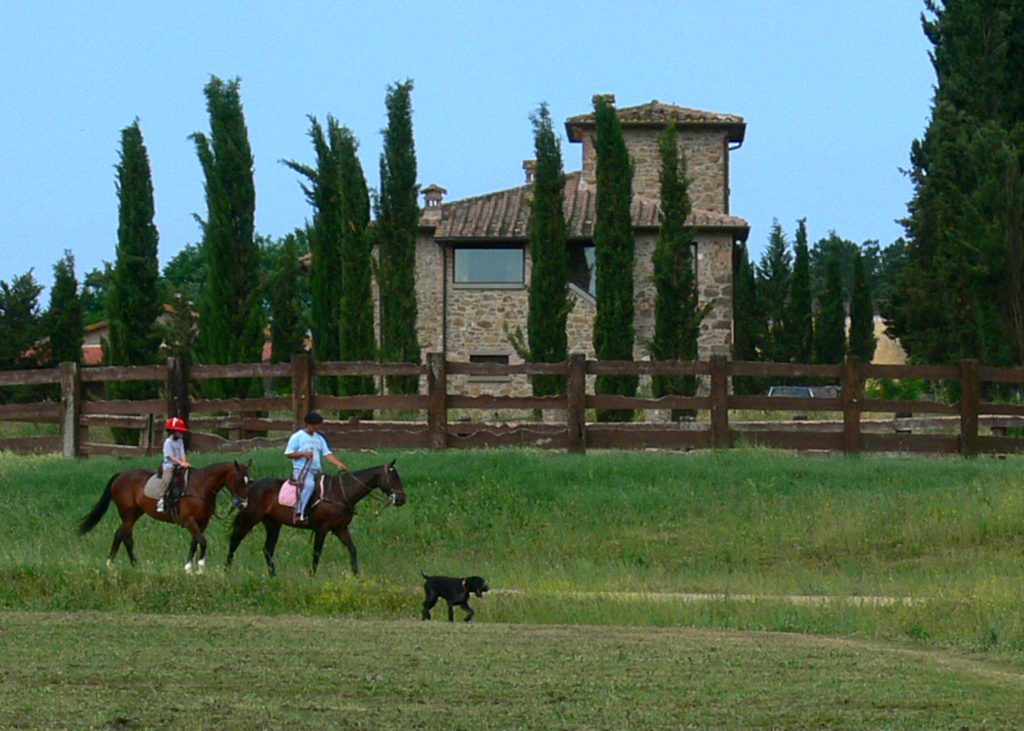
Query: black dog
[{"left": 421, "top": 572, "right": 489, "bottom": 622}]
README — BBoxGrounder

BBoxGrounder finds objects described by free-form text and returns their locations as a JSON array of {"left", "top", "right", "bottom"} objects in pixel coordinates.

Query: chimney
[
  {"left": 421, "top": 183, "right": 447, "bottom": 224},
  {"left": 522, "top": 159, "right": 536, "bottom": 184}
]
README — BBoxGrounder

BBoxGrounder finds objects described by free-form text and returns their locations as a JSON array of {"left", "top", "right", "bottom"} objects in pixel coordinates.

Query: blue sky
[{"left": 0, "top": 1, "right": 934, "bottom": 294}]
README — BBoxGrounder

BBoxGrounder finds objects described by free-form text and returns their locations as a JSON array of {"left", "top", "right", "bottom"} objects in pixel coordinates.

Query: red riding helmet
[{"left": 165, "top": 416, "right": 189, "bottom": 433}]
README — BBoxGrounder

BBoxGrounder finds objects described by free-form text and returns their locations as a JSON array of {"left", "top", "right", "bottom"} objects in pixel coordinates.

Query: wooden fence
[{"left": 2, "top": 353, "right": 1023, "bottom": 457}]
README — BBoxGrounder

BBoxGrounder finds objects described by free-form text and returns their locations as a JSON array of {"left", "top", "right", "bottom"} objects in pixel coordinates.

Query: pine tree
[
  {"left": 732, "top": 244, "right": 767, "bottom": 394},
  {"left": 757, "top": 220, "right": 792, "bottom": 363},
  {"left": 337, "top": 125, "right": 376, "bottom": 406},
  {"left": 377, "top": 80, "right": 421, "bottom": 394},
  {"left": 592, "top": 95, "right": 637, "bottom": 421},
  {"left": 813, "top": 252, "right": 846, "bottom": 365},
  {"left": 786, "top": 219, "right": 813, "bottom": 363},
  {"left": 650, "top": 121, "right": 704, "bottom": 417},
  {"left": 847, "top": 249, "right": 876, "bottom": 362},
  {"left": 892, "top": 1, "right": 1024, "bottom": 365},
  {"left": 45, "top": 250, "right": 83, "bottom": 365},
  {"left": 284, "top": 116, "right": 345, "bottom": 393},
  {"left": 106, "top": 120, "right": 162, "bottom": 442},
  {"left": 191, "top": 76, "right": 263, "bottom": 396},
  {"left": 520, "top": 103, "right": 570, "bottom": 398},
  {"left": 0, "top": 271, "right": 43, "bottom": 372}
]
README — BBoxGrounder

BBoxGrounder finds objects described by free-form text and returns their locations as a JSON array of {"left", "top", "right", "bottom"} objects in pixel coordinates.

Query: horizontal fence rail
[{"left": 2, "top": 354, "right": 1024, "bottom": 457}]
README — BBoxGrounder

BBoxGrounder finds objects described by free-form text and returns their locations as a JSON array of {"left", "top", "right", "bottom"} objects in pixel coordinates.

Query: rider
[
  {"left": 285, "top": 411, "right": 348, "bottom": 523},
  {"left": 157, "top": 416, "right": 191, "bottom": 513}
]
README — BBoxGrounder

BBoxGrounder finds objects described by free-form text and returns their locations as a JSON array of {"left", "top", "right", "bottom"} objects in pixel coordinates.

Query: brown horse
[
  {"left": 78, "top": 460, "right": 252, "bottom": 573},
  {"left": 226, "top": 460, "right": 406, "bottom": 576}
]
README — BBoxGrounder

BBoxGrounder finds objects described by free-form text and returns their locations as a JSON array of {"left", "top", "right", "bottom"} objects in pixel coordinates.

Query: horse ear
[
  {"left": 234, "top": 460, "right": 240, "bottom": 470},
  {"left": 388, "top": 459, "right": 396, "bottom": 467}
]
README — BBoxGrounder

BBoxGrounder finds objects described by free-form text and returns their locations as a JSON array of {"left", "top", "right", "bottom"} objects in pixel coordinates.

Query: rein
[{"left": 319, "top": 469, "right": 391, "bottom": 516}]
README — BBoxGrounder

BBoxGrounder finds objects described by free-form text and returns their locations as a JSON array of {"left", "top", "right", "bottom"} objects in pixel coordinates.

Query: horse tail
[{"left": 78, "top": 473, "right": 118, "bottom": 535}]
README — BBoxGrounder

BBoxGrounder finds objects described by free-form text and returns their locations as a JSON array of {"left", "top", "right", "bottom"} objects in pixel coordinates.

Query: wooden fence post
[
  {"left": 167, "top": 354, "right": 191, "bottom": 449},
  {"left": 842, "top": 356, "right": 862, "bottom": 454},
  {"left": 292, "top": 353, "right": 312, "bottom": 427},
  {"left": 427, "top": 352, "right": 447, "bottom": 450},
  {"left": 709, "top": 355, "right": 730, "bottom": 449},
  {"left": 960, "top": 359, "right": 979, "bottom": 457},
  {"left": 567, "top": 353, "right": 587, "bottom": 454},
  {"left": 60, "top": 361, "right": 80, "bottom": 458}
]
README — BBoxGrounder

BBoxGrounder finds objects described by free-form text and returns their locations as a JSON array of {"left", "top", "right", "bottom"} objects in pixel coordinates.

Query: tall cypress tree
[
  {"left": 847, "top": 248, "right": 876, "bottom": 362},
  {"left": 45, "top": 250, "right": 83, "bottom": 365},
  {"left": 284, "top": 116, "right": 345, "bottom": 393},
  {"left": 757, "top": 220, "right": 792, "bottom": 363},
  {"left": 267, "top": 233, "right": 307, "bottom": 364},
  {"left": 377, "top": 80, "right": 421, "bottom": 394},
  {"left": 191, "top": 76, "right": 263, "bottom": 396},
  {"left": 592, "top": 95, "right": 637, "bottom": 421},
  {"left": 732, "top": 244, "right": 767, "bottom": 394},
  {"left": 337, "top": 126, "right": 376, "bottom": 405},
  {"left": 786, "top": 219, "right": 814, "bottom": 363},
  {"left": 650, "top": 121, "right": 704, "bottom": 417},
  {"left": 813, "top": 252, "right": 846, "bottom": 365},
  {"left": 520, "top": 103, "right": 570, "bottom": 397},
  {"left": 106, "top": 120, "right": 162, "bottom": 441}
]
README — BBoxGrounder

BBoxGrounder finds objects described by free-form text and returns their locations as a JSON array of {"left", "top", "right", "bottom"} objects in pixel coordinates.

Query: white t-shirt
[{"left": 163, "top": 436, "right": 186, "bottom": 470}]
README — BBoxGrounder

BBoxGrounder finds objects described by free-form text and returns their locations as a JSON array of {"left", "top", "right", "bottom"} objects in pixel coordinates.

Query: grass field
[{"left": 1, "top": 447, "right": 1024, "bottom": 728}]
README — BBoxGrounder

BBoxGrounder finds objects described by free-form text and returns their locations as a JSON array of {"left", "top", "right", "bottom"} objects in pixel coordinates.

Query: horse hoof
[
  {"left": 105, "top": 559, "right": 113, "bottom": 568},
  {"left": 197, "top": 559, "right": 207, "bottom": 574},
  {"left": 184, "top": 562, "right": 194, "bottom": 574}
]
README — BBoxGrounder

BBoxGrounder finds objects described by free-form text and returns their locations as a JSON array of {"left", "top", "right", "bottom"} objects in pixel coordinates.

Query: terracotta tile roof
[
  {"left": 566, "top": 100, "right": 745, "bottom": 144},
  {"left": 428, "top": 171, "right": 748, "bottom": 241}
]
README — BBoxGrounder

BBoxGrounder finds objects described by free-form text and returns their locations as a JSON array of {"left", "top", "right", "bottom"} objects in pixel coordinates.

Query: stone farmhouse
[{"left": 411, "top": 96, "right": 750, "bottom": 395}]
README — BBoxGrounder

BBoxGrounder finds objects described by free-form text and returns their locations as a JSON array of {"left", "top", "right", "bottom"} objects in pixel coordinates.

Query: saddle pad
[
  {"left": 143, "top": 474, "right": 164, "bottom": 499},
  {"left": 278, "top": 480, "right": 299, "bottom": 507}
]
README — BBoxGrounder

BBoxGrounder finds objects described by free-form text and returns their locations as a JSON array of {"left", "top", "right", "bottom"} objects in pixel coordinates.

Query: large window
[
  {"left": 568, "top": 243, "right": 595, "bottom": 296},
  {"left": 454, "top": 246, "right": 524, "bottom": 285}
]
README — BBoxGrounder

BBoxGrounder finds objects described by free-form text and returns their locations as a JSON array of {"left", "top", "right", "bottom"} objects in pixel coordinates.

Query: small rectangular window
[
  {"left": 454, "top": 247, "right": 524, "bottom": 285},
  {"left": 469, "top": 353, "right": 510, "bottom": 382}
]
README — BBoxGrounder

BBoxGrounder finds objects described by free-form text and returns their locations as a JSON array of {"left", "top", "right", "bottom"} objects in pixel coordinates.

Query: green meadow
[{"left": 1, "top": 447, "right": 1023, "bottom": 727}]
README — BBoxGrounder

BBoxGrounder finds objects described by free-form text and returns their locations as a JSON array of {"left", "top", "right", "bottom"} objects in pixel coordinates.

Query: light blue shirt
[{"left": 285, "top": 429, "right": 332, "bottom": 475}]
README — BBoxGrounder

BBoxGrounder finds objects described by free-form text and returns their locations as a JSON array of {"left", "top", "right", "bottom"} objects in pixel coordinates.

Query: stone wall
[{"left": 578, "top": 128, "right": 730, "bottom": 212}]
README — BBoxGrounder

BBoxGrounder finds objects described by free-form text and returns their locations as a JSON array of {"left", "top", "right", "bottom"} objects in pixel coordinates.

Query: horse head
[
  {"left": 380, "top": 459, "right": 406, "bottom": 507},
  {"left": 229, "top": 460, "right": 252, "bottom": 509}
]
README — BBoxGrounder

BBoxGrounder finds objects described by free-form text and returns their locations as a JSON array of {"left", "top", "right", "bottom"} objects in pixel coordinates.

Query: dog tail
[{"left": 420, "top": 571, "right": 429, "bottom": 579}]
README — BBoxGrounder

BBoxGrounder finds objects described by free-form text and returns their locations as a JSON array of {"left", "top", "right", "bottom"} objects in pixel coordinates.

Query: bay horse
[
  {"left": 226, "top": 460, "right": 406, "bottom": 576},
  {"left": 78, "top": 460, "right": 252, "bottom": 573}
]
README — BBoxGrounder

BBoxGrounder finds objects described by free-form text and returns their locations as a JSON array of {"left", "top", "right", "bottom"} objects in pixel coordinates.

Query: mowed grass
[
  {"left": 2, "top": 447, "right": 1024, "bottom": 727},
  {"left": 1, "top": 611, "right": 1022, "bottom": 730}
]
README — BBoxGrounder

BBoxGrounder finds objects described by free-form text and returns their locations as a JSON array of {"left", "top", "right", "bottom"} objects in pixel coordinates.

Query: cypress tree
[
  {"left": 757, "top": 220, "right": 792, "bottom": 363},
  {"left": 813, "top": 252, "right": 846, "bottom": 365},
  {"left": 191, "top": 76, "right": 263, "bottom": 396},
  {"left": 337, "top": 126, "right": 376, "bottom": 407},
  {"left": 377, "top": 80, "right": 421, "bottom": 395},
  {"left": 106, "top": 121, "right": 162, "bottom": 441},
  {"left": 591, "top": 95, "right": 637, "bottom": 421},
  {"left": 847, "top": 249, "right": 877, "bottom": 362},
  {"left": 786, "top": 219, "right": 814, "bottom": 363},
  {"left": 732, "top": 244, "right": 767, "bottom": 394},
  {"left": 0, "top": 271, "right": 43, "bottom": 373},
  {"left": 267, "top": 233, "right": 307, "bottom": 364},
  {"left": 650, "top": 121, "right": 704, "bottom": 418},
  {"left": 80, "top": 264, "right": 112, "bottom": 326},
  {"left": 521, "top": 102, "right": 570, "bottom": 397},
  {"left": 284, "top": 116, "right": 345, "bottom": 393},
  {"left": 45, "top": 251, "right": 84, "bottom": 365}
]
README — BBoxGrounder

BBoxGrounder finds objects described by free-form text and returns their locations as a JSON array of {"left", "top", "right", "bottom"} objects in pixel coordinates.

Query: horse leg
[
  {"left": 311, "top": 529, "right": 329, "bottom": 576},
  {"left": 262, "top": 520, "right": 282, "bottom": 577},
  {"left": 227, "top": 513, "right": 257, "bottom": 569},
  {"left": 181, "top": 518, "right": 206, "bottom": 574},
  {"left": 332, "top": 528, "right": 359, "bottom": 576},
  {"left": 111, "top": 512, "right": 141, "bottom": 567}
]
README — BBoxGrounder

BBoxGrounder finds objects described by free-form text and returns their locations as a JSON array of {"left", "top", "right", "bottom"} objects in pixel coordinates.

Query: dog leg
[{"left": 422, "top": 592, "right": 439, "bottom": 620}]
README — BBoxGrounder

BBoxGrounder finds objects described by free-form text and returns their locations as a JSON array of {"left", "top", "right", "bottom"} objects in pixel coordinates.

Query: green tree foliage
[
  {"left": 848, "top": 249, "right": 876, "bottom": 362},
  {"left": 650, "top": 121, "right": 705, "bottom": 416},
  {"left": 756, "top": 220, "right": 792, "bottom": 363},
  {"left": 732, "top": 244, "right": 767, "bottom": 394},
  {"left": 377, "top": 80, "right": 421, "bottom": 394},
  {"left": 518, "top": 103, "right": 570, "bottom": 397},
  {"left": 0, "top": 270, "right": 43, "bottom": 373},
  {"left": 162, "top": 243, "right": 207, "bottom": 306},
  {"left": 44, "top": 250, "right": 83, "bottom": 365},
  {"left": 284, "top": 116, "right": 345, "bottom": 384},
  {"left": 80, "top": 263, "right": 111, "bottom": 326},
  {"left": 337, "top": 126, "right": 376, "bottom": 406},
  {"left": 591, "top": 95, "right": 637, "bottom": 421},
  {"left": 106, "top": 121, "right": 163, "bottom": 442},
  {"left": 191, "top": 76, "right": 264, "bottom": 396},
  {"left": 785, "top": 219, "right": 813, "bottom": 363},
  {"left": 266, "top": 233, "right": 307, "bottom": 363},
  {"left": 890, "top": 0, "right": 1024, "bottom": 365},
  {"left": 813, "top": 252, "right": 846, "bottom": 365}
]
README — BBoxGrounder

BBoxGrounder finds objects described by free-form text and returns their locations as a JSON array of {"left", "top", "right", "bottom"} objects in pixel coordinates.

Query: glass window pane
[
  {"left": 454, "top": 248, "right": 524, "bottom": 283},
  {"left": 568, "top": 243, "right": 595, "bottom": 295}
]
